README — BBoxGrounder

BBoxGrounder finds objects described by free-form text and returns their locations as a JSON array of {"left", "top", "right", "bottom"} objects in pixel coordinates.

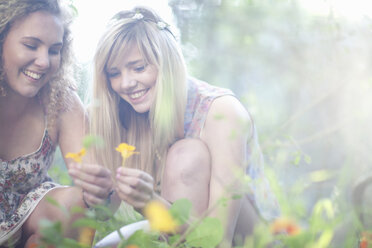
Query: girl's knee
[
  {"left": 165, "top": 139, "right": 211, "bottom": 183},
  {"left": 167, "top": 139, "right": 210, "bottom": 163},
  {"left": 47, "top": 187, "right": 85, "bottom": 210},
  {"left": 24, "top": 187, "right": 84, "bottom": 231}
]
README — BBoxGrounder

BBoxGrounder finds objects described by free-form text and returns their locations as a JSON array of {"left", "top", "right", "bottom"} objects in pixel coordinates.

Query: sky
[
  {"left": 71, "top": 0, "right": 372, "bottom": 63},
  {"left": 299, "top": 0, "right": 372, "bottom": 20},
  {"left": 71, "top": 0, "right": 173, "bottom": 63}
]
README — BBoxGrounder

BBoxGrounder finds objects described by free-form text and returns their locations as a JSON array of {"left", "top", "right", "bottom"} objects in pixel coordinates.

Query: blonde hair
[
  {"left": 90, "top": 7, "right": 187, "bottom": 183},
  {"left": 0, "top": 0, "right": 77, "bottom": 128}
]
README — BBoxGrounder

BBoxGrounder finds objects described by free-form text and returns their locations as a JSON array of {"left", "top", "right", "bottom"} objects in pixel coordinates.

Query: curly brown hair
[{"left": 0, "top": 0, "right": 77, "bottom": 128}]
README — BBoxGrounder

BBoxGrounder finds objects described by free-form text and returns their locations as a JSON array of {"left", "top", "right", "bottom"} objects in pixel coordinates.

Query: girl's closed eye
[
  {"left": 49, "top": 49, "right": 60, "bottom": 55},
  {"left": 23, "top": 43, "right": 37, "bottom": 50},
  {"left": 49, "top": 45, "right": 62, "bottom": 55},
  {"left": 106, "top": 70, "right": 120, "bottom": 78},
  {"left": 133, "top": 64, "right": 146, "bottom": 73}
]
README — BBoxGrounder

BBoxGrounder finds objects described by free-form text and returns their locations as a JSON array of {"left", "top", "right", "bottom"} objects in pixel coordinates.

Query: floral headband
[{"left": 132, "top": 12, "right": 170, "bottom": 31}]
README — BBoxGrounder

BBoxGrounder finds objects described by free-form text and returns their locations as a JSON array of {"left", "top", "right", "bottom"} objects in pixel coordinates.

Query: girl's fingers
[
  {"left": 116, "top": 174, "right": 153, "bottom": 195},
  {"left": 83, "top": 190, "right": 106, "bottom": 206},
  {"left": 115, "top": 182, "right": 152, "bottom": 202},
  {"left": 116, "top": 167, "right": 153, "bottom": 184},
  {"left": 68, "top": 163, "right": 113, "bottom": 199},
  {"left": 116, "top": 183, "right": 149, "bottom": 200},
  {"left": 74, "top": 178, "right": 110, "bottom": 199},
  {"left": 115, "top": 187, "right": 151, "bottom": 209},
  {"left": 70, "top": 170, "right": 112, "bottom": 189},
  {"left": 69, "top": 163, "right": 112, "bottom": 181}
]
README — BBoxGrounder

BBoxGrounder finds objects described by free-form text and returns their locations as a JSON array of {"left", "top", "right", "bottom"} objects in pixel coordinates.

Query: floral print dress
[
  {"left": 184, "top": 78, "right": 280, "bottom": 221},
  {"left": 0, "top": 128, "right": 61, "bottom": 246}
]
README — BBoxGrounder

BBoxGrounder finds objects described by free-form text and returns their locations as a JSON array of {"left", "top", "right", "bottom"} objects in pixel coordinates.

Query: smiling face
[
  {"left": 106, "top": 44, "right": 158, "bottom": 114},
  {"left": 2, "top": 11, "right": 64, "bottom": 98}
]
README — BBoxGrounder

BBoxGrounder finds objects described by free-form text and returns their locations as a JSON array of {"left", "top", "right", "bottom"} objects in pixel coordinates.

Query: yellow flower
[
  {"left": 65, "top": 148, "right": 86, "bottom": 163},
  {"left": 270, "top": 217, "right": 301, "bottom": 236},
  {"left": 115, "top": 143, "right": 139, "bottom": 167},
  {"left": 144, "top": 200, "right": 178, "bottom": 233},
  {"left": 78, "top": 227, "right": 95, "bottom": 246}
]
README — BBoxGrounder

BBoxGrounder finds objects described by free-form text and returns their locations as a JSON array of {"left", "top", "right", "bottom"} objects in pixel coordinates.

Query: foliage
[
  {"left": 42, "top": 160, "right": 368, "bottom": 248},
  {"left": 37, "top": 197, "right": 226, "bottom": 248}
]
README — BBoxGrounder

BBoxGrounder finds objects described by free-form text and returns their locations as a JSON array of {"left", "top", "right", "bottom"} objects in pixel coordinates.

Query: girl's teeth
[
  {"left": 23, "top": 70, "right": 42, "bottom": 80},
  {"left": 131, "top": 91, "right": 146, "bottom": 99}
]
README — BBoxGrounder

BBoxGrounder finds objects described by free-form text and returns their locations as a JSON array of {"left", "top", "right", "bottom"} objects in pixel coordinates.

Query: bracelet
[
  {"left": 82, "top": 190, "right": 91, "bottom": 209},
  {"left": 106, "top": 189, "right": 115, "bottom": 206},
  {"left": 82, "top": 189, "right": 114, "bottom": 209}
]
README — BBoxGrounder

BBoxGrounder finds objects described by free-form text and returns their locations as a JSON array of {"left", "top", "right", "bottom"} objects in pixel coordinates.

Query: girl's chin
[{"left": 130, "top": 102, "right": 151, "bottom": 113}]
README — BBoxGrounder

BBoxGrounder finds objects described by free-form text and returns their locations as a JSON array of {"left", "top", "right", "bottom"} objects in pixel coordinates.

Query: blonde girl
[{"left": 73, "top": 6, "right": 280, "bottom": 245}]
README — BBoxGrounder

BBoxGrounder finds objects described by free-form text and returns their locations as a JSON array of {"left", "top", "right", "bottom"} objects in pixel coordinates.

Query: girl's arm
[
  {"left": 59, "top": 93, "right": 113, "bottom": 207},
  {"left": 201, "top": 95, "right": 260, "bottom": 243}
]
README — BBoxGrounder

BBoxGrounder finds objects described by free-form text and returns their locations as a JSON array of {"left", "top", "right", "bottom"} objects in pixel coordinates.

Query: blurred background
[{"left": 52, "top": 0, "right": 372, "bottom": 246}]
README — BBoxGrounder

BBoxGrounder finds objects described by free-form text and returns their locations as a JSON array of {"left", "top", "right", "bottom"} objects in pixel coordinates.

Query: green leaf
[
  {"left": 70, "top": 205, "right": 85, "bottom": 214},
  {"left": 304, "top": 154, "right": 312, "bottom": 164},
  {"left": 44, "top": 196, "right": 60, "bottom": 207},
  {"left": 82, "top": 135, "right": 104, "bottom": 149},
  {"left": 72, "top": 218, "right": 101, "bottom": 229},
  {"left": 314, "top": 229, "right": 333, "bottom": 248},
  {"left": 309, "top": 170, "right": 333, "bottom": 183},
  {"left": 312, "top": 198, "right": 335, "bottom": 219},
  {"left": 219, "top": 197, "right": 229, "bottom": 207},
  {"left": 291, "top": 151, "right": 301, "bottom": 166},
  {"left": 92, "top": 204, "right": 115, "bottom": 221},
  {"left": 39, "top": 219, "right": 63, "bottom": 245},
  {"left": 126, "top": 230, "right": 158, "bottom": 247},
  {"left": 231, "top": 194, "right": 242, "bottom": 200},
  {"left": 169, "top": 198, "right": 192, "bottom": 225},
  {"left": 214, "top": 113, "right": 225, "bottom": 120},
  {"left": 44, "top": 196, "right": 68, "bottom": 216},
  {"left": 229, "top": 129, "right": 237, "bottom": 139},
  {"left": 186, "top": 217, "right": 223, "bottom": 248},
  {"left": 168, "top": 234, "right": 181, "bottom": 245},
  {"left": 61, "top": 238, "right": 83, "bottom": 248}
]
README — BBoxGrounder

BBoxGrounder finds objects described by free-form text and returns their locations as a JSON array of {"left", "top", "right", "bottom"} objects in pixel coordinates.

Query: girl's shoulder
[
  {"left": 57, "top": 92, "right": 86, "bottom": 130},
  {"left": 185, "top": 77, "right": 250, "bottom": 138},
  {"left": 201, "top": 94, "right": 253, "bottom": 144},
  {"left": 187, "top": 77, "right": 234, "bottom": 100},
  {"left": 46, "top": 91, "right": 86, "bottom": 144}
]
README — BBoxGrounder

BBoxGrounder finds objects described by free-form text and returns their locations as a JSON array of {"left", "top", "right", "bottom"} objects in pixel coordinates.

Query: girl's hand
[
  {"left": 115, "top": 167, "right": 154, "bottom": 210},
  {"left": 68, "top": 163, "right": 113, "bottom": 207}
]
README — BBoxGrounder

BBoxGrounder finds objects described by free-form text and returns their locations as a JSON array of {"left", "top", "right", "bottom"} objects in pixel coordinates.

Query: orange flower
[
  {"left": 360, "top": 231, "right": 372, "bottom": 248},
  {"left": 270, "top": 217, "right": 301, "bottom": 236},
  {"left": 125, "top": 245, "right": 140, "bottom": 248},
  {"left": 115, "top": 143, "right": 139, "bottom": 167},
  {"left": 28, "top": 243, "right": 39, "bottom": 248},
  {"left": 65, "top": 148, "right": 86, "bottom": 163},
  {"left": 360, "top": 239, "right": 368, "bottom": 248},
  {"left": 144, "top": 200, "right": 178, "bottom": 233}
]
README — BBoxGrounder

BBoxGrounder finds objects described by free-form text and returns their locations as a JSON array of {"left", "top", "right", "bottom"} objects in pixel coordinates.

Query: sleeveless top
[
  {"left": 0, "top": 127, "right": 60, "bottom": 245},
  {"left": 184, "top": 78, "right": 280, "bottom": 221}
]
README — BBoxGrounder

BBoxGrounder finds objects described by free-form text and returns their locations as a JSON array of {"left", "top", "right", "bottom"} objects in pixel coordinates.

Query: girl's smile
[{"left": 107, "top": 45, "right": 158, "bottom": 114}]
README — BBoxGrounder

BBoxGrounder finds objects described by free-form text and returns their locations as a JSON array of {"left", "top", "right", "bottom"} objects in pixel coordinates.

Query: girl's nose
[
  {"left": 120, "top": 73, "right": 138, "bottom": 91},
  {"left": 34, "top": 49, "right": 50, "bottom": 69}
]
